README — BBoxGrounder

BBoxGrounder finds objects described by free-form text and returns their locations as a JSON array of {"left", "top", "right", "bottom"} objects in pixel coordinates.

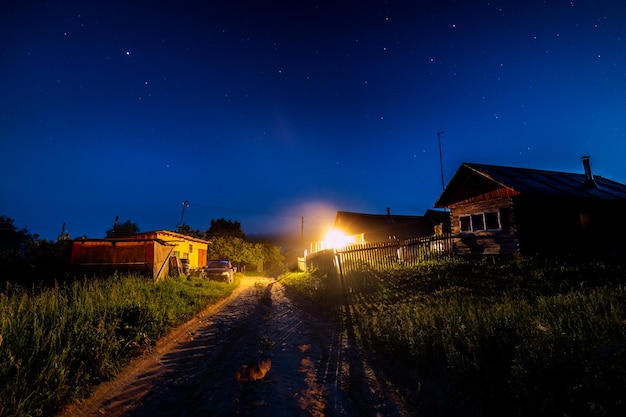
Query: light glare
[{"left": 321, "top": 229, "right": 353, "bottom": 250}]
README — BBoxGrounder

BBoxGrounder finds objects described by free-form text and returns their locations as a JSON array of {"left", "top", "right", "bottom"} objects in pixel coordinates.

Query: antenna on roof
[{"left": 437, "top": 129, "right": 445, "bottom": 191}]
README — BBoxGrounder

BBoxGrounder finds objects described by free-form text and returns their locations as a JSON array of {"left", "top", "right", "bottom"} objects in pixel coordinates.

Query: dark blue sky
[{"left": 2, "top": 1, "right": 625, "bottom": 242}]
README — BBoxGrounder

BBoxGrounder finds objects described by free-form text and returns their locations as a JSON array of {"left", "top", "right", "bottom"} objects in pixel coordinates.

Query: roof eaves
[{"left": 463, "top": 163, "right": 520, "bottom": 192}]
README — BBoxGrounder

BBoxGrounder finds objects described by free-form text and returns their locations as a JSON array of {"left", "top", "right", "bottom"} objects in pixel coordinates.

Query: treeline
[
  {"left": 0, "top": 216, "right": 285, "bottom": 287},
  {"left": 0, "top": 216, "right": 73, "bottom": 287},
  {"left": 179, "top": 218, "right": 284, "bottom": 276}
]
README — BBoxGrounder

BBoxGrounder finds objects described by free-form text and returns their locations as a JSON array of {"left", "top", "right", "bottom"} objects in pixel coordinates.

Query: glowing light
[{"left": 321, "top": 229, "right": 354, "bottom": 250}]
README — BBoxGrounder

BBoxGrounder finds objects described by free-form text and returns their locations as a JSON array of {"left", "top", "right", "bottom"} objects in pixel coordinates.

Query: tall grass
[
  {"left": 284, "top": 259, "right": 626, "bottom": 416},
  {"left": 279, "top": 270, "right": 342, "bottom": 311},
  {"left": 0, "top": 274, "right": 235, "bottom": 417}
]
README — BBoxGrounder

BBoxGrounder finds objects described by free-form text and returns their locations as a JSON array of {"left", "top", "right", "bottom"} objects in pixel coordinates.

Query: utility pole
[
  {"left": 58, "top": 222, "right": 68, "bottom": 240},
  {"left": 178, "top": 200, "right": 190, "bottom": 231},
  {"left": 437, "top": 129, "right": 445, "bottom": 191},
  {"left": 112, "top": 215, "right": 119, "bottom": 237}
]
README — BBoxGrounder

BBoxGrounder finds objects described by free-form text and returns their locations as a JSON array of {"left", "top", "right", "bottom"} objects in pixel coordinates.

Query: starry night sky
[{"left": 1, "top": 1, "right": 625, "bottom": 242}]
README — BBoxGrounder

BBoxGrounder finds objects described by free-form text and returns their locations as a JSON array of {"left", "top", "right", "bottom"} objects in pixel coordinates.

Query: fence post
[{"left": 334, "top": 248, "right": 344, "bottom": 280}]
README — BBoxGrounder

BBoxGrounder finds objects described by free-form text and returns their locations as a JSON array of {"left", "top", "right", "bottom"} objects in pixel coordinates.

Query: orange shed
[
  {"left": 70, "top": 238, "right": 174, "bottom": 281},
  {"left": 129, "top": 230, "right": 210, "bottom": 269}
]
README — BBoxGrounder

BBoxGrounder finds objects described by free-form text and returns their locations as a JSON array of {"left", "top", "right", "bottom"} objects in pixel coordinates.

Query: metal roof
[
  {"left": 131, "top": 230, "right": 211, "bottom": 244},
  {"left": 436, "top": 162, "right": 626, "bottom": 207},
  {"left": 334, "top": 210, "right": 446, "bottom": 240}
]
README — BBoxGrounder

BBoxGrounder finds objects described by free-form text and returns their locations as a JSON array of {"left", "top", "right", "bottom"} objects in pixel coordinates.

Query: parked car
[{"left": 203, "top": 259, "right": 235, "bottom": 283}]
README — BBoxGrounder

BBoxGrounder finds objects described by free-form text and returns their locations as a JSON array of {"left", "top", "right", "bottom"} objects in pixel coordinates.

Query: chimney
[
  {"left": 386, "top": 207, "right": 395, "bottom": 223},
  {"left": 581, "top": 156, "right": 598, "bottom": 188}
]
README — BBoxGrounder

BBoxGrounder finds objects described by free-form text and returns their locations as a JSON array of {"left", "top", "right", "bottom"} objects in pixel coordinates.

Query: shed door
[{"left": 197, "top": 249, "right": 207, "bottom": 267}]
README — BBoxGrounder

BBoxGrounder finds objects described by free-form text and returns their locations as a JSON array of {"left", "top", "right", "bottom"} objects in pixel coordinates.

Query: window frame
[
  {"left": 459, "top": 210, "right": 501, "bottom": 233},
  {"left": 459, "top": 215, "right": 472, "bottom": 232},
  {"left": 484, "top": 211, "right": 501, "bottom": 230}
]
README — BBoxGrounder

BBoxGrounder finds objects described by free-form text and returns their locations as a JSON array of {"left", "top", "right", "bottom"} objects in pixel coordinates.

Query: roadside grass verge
[
  {"left": 279, "top": 270, "right": 343, "bottom": 311},
  {"left": 0, "top": 273, "right": 235, "bottom": 417},
  {"left": 279, "top": 271, "right": 321, "bottom": 301},
  {"left": 282, "top": 259, "right": 626, "bottom": 416}
]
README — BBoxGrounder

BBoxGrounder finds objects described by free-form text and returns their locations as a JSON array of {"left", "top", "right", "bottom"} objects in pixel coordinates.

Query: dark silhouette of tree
[
  {"left": 172, "top": 217, "right": 285, "bottom": 275},
  {"left": 177, "top": 224, "right": 205, "bottom": 240},
  {"left": 105, "top": 219, "right": 140, "bottom": 238},
  {"left": 206, "top": 218, "right": 245, "bottom": 239},
  {"left": 0, "top": 215, "right": 32, "bottom": 253},
  {"left": 0, "top": 216, "right": 72, "bottom": 285}
]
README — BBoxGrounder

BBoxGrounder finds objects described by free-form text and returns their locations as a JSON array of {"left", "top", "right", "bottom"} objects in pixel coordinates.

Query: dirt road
[{"left": 57, "top": 277, "right": 416, "bottom": 417}]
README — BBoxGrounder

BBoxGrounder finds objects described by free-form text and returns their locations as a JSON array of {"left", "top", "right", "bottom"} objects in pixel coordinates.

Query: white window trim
[{"left": 459, "top": 210, "right": 501, "bottom": 232}]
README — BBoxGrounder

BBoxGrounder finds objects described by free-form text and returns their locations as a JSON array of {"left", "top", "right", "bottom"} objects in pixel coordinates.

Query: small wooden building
[
  {"left": 129, "top": 230, "right": 210, "bottom": 269},
  {"left": 70, "top": 238, "right": 175, "bottom": 281},
  {"left": 434, "top": 157, "right": 626, "bottom": 258}
]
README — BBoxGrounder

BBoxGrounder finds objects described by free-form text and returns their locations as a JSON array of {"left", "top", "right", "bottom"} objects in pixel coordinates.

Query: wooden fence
[{"left": 306, "top": 233, "right": 455, "bottom": 278}]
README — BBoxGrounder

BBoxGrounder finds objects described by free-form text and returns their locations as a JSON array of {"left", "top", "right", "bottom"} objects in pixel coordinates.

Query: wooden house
[
  {"left": 70, "top": 238, "right": 174, "bottom": 281},
  {"left": 333, "top": 208, "right": 450, "bottom": 243},
  {"left": 434, "top": 157, "right": 626, "bottom": 258},
  {"left": 129, "top": 230, "right": 210, "bottom": 269}
]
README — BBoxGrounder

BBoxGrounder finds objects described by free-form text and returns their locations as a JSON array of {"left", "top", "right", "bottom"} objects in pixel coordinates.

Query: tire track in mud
[{"left": 57, "top": 277, "right": 415, "bottom": 417}]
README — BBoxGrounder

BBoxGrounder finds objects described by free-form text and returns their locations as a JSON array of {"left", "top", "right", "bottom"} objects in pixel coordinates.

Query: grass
[
  {"left": 279, "top": 270, "right": 343, "bottom": 311},
  {"left": 282, "top": 259, "right": 626, "bottom": 417},
  {"left": 279, "top": 271, "right": 321, "bottom": 301},
  {"left": 0, "top": 273, "right": 236, "bottom": 417}
]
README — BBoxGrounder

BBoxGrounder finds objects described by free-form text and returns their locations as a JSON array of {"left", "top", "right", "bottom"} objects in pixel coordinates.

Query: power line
[{"left": 190, "top": 203, "right": 277, "bottom": 217}]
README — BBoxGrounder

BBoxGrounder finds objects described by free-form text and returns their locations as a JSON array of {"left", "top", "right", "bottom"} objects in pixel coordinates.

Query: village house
[
  {"left": 302, "top": 208, "right": 451, "bottom": 273},
  {"left": 434, "top": 157, "right": 626, "bottom": 258},
  {"left": 304, "top": 208, "right": 448, "bottom": 258},
  {"left": 332, "top": 208, "right": 449, "bottom": 243}
]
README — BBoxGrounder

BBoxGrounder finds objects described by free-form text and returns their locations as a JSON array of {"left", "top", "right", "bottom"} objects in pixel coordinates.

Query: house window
[
  {"left": 189, "top": 244, "right": 193, "bottom": 254},
  {"left": 460, "top": 210, "right": 501, "bottom": 232},
  {"left": 460, "top": 216, "right": 472, "bottom": 232},
  {"left": 485, "top": 211, "right": 500, "bottom": 230},
  {"left": 471, "top": 214, "right": 485, "bottom": 231}
]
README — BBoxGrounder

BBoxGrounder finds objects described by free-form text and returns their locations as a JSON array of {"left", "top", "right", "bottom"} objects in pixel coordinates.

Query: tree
[
  {"left": 105, "top": 219, "right": 140, "bottom": 238},
  {"left": 177, "top": 224, "right": 205, "bottom": 240},
  {"left": 206, "top": 236, "right": 241, "bottom": 262},
  {"left": 23, "top": 238, "right": 73, "bottom": 284},
  {"left": 206, "top": 218, "right": 245, "bottom": 239},
  {"left": 0, "top": 216, "right": 72, "bottom": 285},
  {"left": 205, "top": 236, "right": 285, "bottom": 275},
  {"left": 0, "top": 215, "right": 32, "bottom": 253},
  {"left": 182, "top": 218, "right": 284, "bottom": 275},
  {"left": 261, "top": 241, "right": 285, "bottom": 273}
]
